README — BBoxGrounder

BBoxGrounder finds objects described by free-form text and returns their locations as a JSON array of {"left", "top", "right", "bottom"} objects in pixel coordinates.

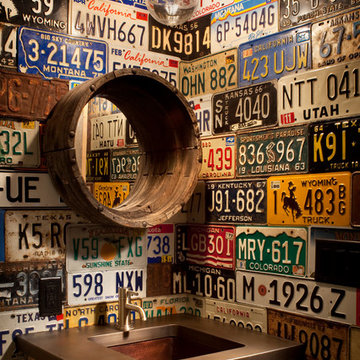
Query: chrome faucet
[{"left": 115, "top": 287, "right": 147, "bottom": 332}]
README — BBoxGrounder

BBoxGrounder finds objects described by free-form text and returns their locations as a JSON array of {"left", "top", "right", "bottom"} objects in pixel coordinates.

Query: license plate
[
  {"left": 191, "top": 0, "right": 234, "bottom": 20},
  {"left": 70, "top": 0, "right": 148, "bottom": 50},
  {"left": 126, "top": 120, "right": 138, "bottom": 146},
  {"left": 279, "top": 61, "right": 360, "bottom": 125},
  {"left": 0, "top": 120, "right": 40, "bottom": 167},
  {"left": 93, "top": 182, "right": 130, "bottom": 208},
  {"left": 206, "top": 179, "right": 267, "bottom": 224},
  {"left": 179, "top": 48, "right": 237, "bottom": 98},
  {"left": 238, "top": 25, "right": 311, "bottom": 86},
  {"left": 309, "top": 118, "right": 360, "bottom": 173},
  {"left": 143, "top": 294, "right": 190, "bottom": 318},
  {"left": 213, "top": 81, "right": 277, "bottom": 133},
  {"left": 237, "top": 125, "right": 308, "bottom": 176},
  {"left": 0, "top": 70, "right": 68, "bottom": 120},
  {"left": 236, "top": 226, "right": 307, "bottom": 277},
  {"left": 67, "top": 268, "right": 146, "bottom": 305},
  {"left": 312, "top": 8, "right": 360, "bottom": 69},
  {"left": 88, "top": 97, "right": 119, "bottom": 120},
  {"left": 18, "top": 27, "right": 108, "bottom": 80},
  {"left": 188, "top": 94, "right": 212, "bottom": 137},
  {"left": 149, "top": 14, "right": 211, "bottom": 60},
  {"left": 0, "top": 24, "right": 17, "bottom": 68},
  {"left": 110, "top": 148, "right": 140, "bottom": 181},
  {"left": 176, "top": 225, "right": 235, "bottom": 269},
  {"left": 199, "top": 135, "right": 236, "bottom": 179},
  {"left": 267, "top": 172, "right": 351, "bottom": 226},
  {"left": 236, "top": 271, "right": 357, "bottom": 324},
  {"left": 211, "top": 0, "right": 278, "bottom": 53},
  {"left": 4, "top": 210, "right": 86, "bottom": 262},
  {"left": 0, "top": 171, "right": 66, "bottom": 207},
  {"left": 205, "top": 298, "right": 267, "bottom": 332},
  {"left": 268, "top": 309, "right": 349, "bottom": 360},
  {"left": 86, "top": 150, "right": 110, "bottom": 182},
  {"left": 352, "top": 172, "right": 360, "bottom": 227},
  {"left": 90, "top": 113, "right": 126, "bottom": 151},
  {"left": 147, "top": 224, "right": 174, "bottom": 264},
  {"left": 146, "top": 263, "right": 172, "bottom": 296},
  {"left": 350, "top": 327, "right": 360, "bottom": 359}
]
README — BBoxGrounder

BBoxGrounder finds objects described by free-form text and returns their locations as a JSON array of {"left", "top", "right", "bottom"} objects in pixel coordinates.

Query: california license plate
[
  {"left": 0, "top": 24, "right": 17, "bottom": 68},
  {"left": 93, "top": 182, "right": 130, "bottom": 208},
  {"left": 267, "top": 172, "right": 351, "bottom": 226},
  {"left": 110, "top": 148, "right": 140, "bottom": 181}
]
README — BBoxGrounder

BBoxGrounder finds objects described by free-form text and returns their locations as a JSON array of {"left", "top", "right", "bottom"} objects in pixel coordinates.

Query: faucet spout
[{"left": 126, "top": 303, "right": 147, "bottom": 321}]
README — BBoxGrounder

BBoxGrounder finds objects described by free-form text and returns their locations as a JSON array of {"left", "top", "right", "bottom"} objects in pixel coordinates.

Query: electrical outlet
[{"left": 39, "top": 277, "right": 62, "bottom": 317}]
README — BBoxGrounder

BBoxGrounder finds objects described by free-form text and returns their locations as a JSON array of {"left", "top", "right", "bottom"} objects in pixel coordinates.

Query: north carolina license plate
[
  {"left": 236, "top": 226, "right": 307, "bottom": 277},
  {"left": 18, "top": 27, "right": 108, "bottom": 80},
  {"left": 0, "top": 24, "right": 17, "bottom": 68},
  {"left": 237, "top": 125, "right": 308, "bottom": 176},
  {"left": 179, "top": 48, "right": 237, "bottom": 98},
  {"left": 238, "top": 25, "right": 311, "bottom": 86},
  {"left": 211, "top": 0, "right": 278, "bottom": 53},
  {"left": 312, "top": 8, "right": 360, "bottom": 69},
  {"left": 93, "top": 182, "right": 130, "bottom": 208},
  {"left": 110, "top": 148, "right": 140, "bottom": 181},
  {"left": 188, "top": 94, "right": 212, "bottom": 137},
  {"left": 205, "top": 179, "right": 267, "bottom": 224},
  {"left": 147, "top": 224, "right": 174, "bottom": 264},
  {"left": 267, "top": 172, "right": 351, "bottom": 226},
  {"left": 279, "top": 61, "right": 360, "bottom": 126},
  {"left": 213, "top": 81, "right": 277, "bottom": 133}
]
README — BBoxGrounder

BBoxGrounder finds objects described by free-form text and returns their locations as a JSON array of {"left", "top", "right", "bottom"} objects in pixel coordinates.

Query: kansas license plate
[
  {"left": 237, "top": 125, "right": 308, "bottom": 176},
  {"left": 279, "top": 61, "right": 360, "bottom": 126},
  {"left": 213, "top": 81, "right": 277, "bottom": 133},
  {"left": 93, "top": 182, "right": 130, "bottom": 208},
  {"left": 236, "top": 226, "right": 307, "bottom": 277},
  {"left": 110, "top": 148, "right": 140, "bottom": 181},
  {"left": 147, "top": 224, "right": 174, "bottom": 264},
  {"left": 0, "top": 24, "right": 17, "bottom": 68},
  {"left": 18, "top": 27, "right": 108, "bottom": 80},
  {"left": 188, "top": 94, "right": 212, "bottom": 137},
  {"left": 211, "top": 0, "right": 278, "bottom": 53},
  {"left": 179, "top": 48, "right": 237, "bottom": 98},
  {"left": 86, "top": 150, "right": 110, "bottom": 182},
  {"left": 312, "top": 8, "right": 360, "bottom": 69},
  {"left": 267, "top": 172, "right": 351, "bottom": 226},
  {"left": 239, "top": 25, "right": 311, "bottom": 86},
  {"left": 205, "top": 179, "right": 267, "bottom": 224}
]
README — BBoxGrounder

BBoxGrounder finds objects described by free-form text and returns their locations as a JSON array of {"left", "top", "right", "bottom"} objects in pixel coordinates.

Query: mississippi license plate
[
  {"left": 236, "top": 271, "right": 357, "bottom": 324},
  {"left": 309, "top": 118, "right": 360, "bottom": 173},
  {"left": 188, "top": 94, "right": 212, "bottom": 137},
  {"left": 67, "top": 268, "right": 146, "bottom": 305},
  {"left": 213, "top": 81, "right": 277, "bottom": 133},
  {"left": 268, "top": 309, "right": 349, "bottom": 360},
  {"left": 110, "top": 148, "right": 140, "bottom": 181},
  {"left": 86, "top": 150, "right": 110, "bottom": 182},
  {"left": 237, "top": 125, "right": 308, "bottom": 176},
  {"left": 93, "top": 182, "right": 130, "bottom": 208},
  {"left": 211, "top": 0, "right": 278, "bottom": 53},
  {"left": 312, "top": 8, "right": 360, "bottom": 69},
  {"left": 279, "top": 61, "right": 360, "bottom": 126},
  {"left": 236, "top": 226, "right": 307, "bottom": 277},
  {"left": 179, "top": 48, "right": 237, "bottom": 98},
  {"left": 147, "top": 224, "right": 174, "bottom": 264},
  {"left": 267, "top": 172, "right": 351, "bottom": 226},
  {"left": 199, "top": 135, "right": 236, "bottom": 180},
  {"left": 18, "top": 27, "right": 108, "bottom": 80},
  {"left": 205, "top": 179, "right": 267, "bottom": 224},
  {"left": 239, "top": 25, "right": 311, "bottom": 86},
  {"left": 0, "top": 24, "right": 17, "bottom": 68}
]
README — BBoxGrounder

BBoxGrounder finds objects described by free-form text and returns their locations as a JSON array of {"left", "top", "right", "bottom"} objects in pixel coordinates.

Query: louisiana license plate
[
  {"left": 86, "top": 150, "right": 110, "bottom": 182},
  {"left": 0, "top": 24, "right": 17, "bottom": 68},
  {"left": 205, "top": 179, "right": 267, "bottom": 224},
  {"left": 93, "top": 182, "right": 130, "bottom": 208},
  {"left": 267, "top": 172, "right": 351, "bottom": 226},
  {"left": 110, "top": 148, "right": 140, "bottom": 181}
]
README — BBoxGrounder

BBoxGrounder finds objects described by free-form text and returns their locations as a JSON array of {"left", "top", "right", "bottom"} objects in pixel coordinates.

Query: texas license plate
[
  {"left": 312, "top": 8, "right": 360, "bottom": 69},
  {"left": 239, "top": 25, "right": 311, "bottom": 86},
  {"left": 179, "top": 48, "right": 237, "bottom": 98},
  {"left": 213, "top": 81, "right": 277, "bottom": 133},
  {"left": 18, "top": 27, "right": 108, "bottom": 80},
  {"left": 0, "top": 24, "right": 17, "bottom": 68},
  {"left": 236, "top": 226, "right": 307, "bottom": 277},
  {"left": 110, "top": 148, "right": 140, "bottom": 181},
  {"left": 267, "top": 172, "right": 351, "bottom": 226},
  {"left": 205, "top": 179, "right": 267, "bottom": 224},
  {"left": 188, "top": 94, "right": 212, "bottom": 137},
  {"left": 86, "top": 150, "right": 110, "bottom": 182},
  {"left": 93, "top": 182, "right": 130, "bottom": 208},
  {"left": 147, "top": 225, "right": 174, "bottom": 264}
]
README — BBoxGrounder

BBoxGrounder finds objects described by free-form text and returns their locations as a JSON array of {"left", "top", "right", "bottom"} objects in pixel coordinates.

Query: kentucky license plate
[
  {"left": 93, "top": 182, "right": 130, "bottom": 208},
  {"left": 267, "top": 172, "right": 351, "bottom": 226},
  {"left": 0, "top": 24, "right": 17, "bottom": 68},
  {"left": 110, "top": 148, "right": 140, "bottom": 181}
]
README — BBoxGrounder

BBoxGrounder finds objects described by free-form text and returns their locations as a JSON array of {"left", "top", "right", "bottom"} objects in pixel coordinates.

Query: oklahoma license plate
[{"left": 93, "top": 182, "right": 130, "bottom": 208}]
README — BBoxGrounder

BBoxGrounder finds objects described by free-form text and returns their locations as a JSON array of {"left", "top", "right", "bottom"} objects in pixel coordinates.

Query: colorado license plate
[{"left": 93, "top": 182, "right": 130, "bottom": 208}]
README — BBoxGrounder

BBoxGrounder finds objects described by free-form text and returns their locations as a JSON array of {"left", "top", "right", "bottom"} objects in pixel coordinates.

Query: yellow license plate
[
  {"left": 267, "top": 172, "right": 351, "bottom": 226},
  {"left": 93, "top": 182, "right": 130, "bottom": 208}
]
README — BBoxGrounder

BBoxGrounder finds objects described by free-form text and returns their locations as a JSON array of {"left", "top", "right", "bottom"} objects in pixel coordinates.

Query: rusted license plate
[
  {"left": 146, "top": 263, "right": 172, "bottom": 296},
  {"left": 93, "top": 182, "right": 130, "bottom": 208},
  {"left": 267, "top": 172, "right": 351, "bottom": 226},
  {"left": 86, "top": 150, "right": 110, "bottom": 182},
  {"left": 147, "top": 224, "right": 174, "bottom": 264},
  {"left": 110, "top": 148, "right": 140, "bottom": 181}
]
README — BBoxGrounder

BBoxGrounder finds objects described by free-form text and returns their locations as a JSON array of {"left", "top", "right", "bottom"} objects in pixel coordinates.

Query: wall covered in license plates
[{"left": 1, "top": 0, "right": 360, "bottom": 359}]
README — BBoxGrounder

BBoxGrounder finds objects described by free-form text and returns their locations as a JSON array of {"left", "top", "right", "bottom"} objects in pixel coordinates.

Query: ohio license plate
[
  {"left": 267, "top": 172, "right": 351, "bottom": 226},
  {"left": 312, "top": 8, "right": 360, "bottom": 69},
  {"left": 147, "top": 224, "right": 174, "bottom": 264},
  {"left": 237, "top": 125, "right": 308, "bottom": 176},
  {"left": 179, "top": 48, "right": 237, "bottom": 98},
  {"left": 205, "top": 179, "right": 267, "bottom": 224},
  {"left": 67, "top": 268, "right": 146, "bottom": 305},
  {"left": 236, "top": 271, "right": 357, "bottom": 324},
  {"left": 0, "top": 24, "right": 17, "bottom": 68},
  {"left": 18, "top": 27, "right": 108, "bottom": 80},
  {"left": 110, "top": 148, "right": 140, "bottom": 181},
  {"left": 278, "top": 61, "right": 360, "bottom": 126},
  {"left": 213, "top": 81, "right": 277, "bottom": 133},
  {"left": 211, "top": 0, "right": 278, "bottom": 53},
  {"left": 199, "top": 135, "right": 236, "bottom": 180},
  {"left": 188, "top": 94, "right": 212, "bottom": 137},
  {"left": 239, "top": 25, "right": 311, "bottom": 86},
  {"left": 268, "top": 309, "right": 349, "bottom": 360},
  {"left": 86, "top": 150, "right": 110, "bottom": 182},
  {"left": 93, "top": 182, "right": 130, "bottom": 208},
  {"left": 236, "top": 226, "right": 307, "bottom": 277},
  {"left": 309, "top": 118, "right": 360, "bottom": 173},
  {"left": 176, "top": 225, "right": 235, "bottom": 269}
]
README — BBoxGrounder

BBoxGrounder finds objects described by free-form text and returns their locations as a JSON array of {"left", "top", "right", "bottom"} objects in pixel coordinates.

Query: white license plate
[
  {"left": 236, "top": 271, "right": 357, "bottom": 325},
  {"left": 142, "top": 294, "right": 190, "bottom": 318},
  {"left": 191, "top": 0, "right": 234, "bottom": 20},
  {"left": 146, "top": 224, "right": 174, "bottom": 264},
  {"left": 188, "top": 94, "right": 212, "bottom": 137}
]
